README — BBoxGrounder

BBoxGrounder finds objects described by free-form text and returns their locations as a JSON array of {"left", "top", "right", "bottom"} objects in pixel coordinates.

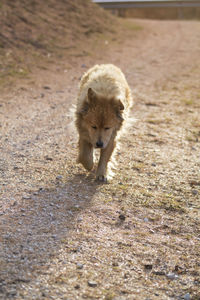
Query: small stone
[
  {"left": 22, "top": 195, "right": 31, "bottom": 200},
  {"left": 119, "top": 213, "right": 126, "bottom": 221},
  {"left": 183, "top": 293, "right": 190, "bottom": 300},
  {"left": 77, "top": 217, "right": 83, "bottom": 222},
  {"left": 9, "top": 290, "right": 17, "bottom": 296},
  {"left": 88, "top": 281, "right": 97, "bottom": 287},
  {"left": 56, "top": 175, "right": 63, "bottom": 180},
  {"left": 151, "top": 163, "right": 156, "bottom": 167},
  {"left": 144, "top": 264, "right": 153, "bottom": 270},
  {"left": 124, "top": 272, "right": 130, "bottom": 279},
  {"left": 144, "top": 217, "right": 149, "bottom": 222},
  {"left": 192, "top": 189, "right": 198, "bottom": 195},
  {"left": 74, "top": 284, "right": 80, "bottom": 289},
  {"left": 166, "top": 273, "right": 179, "bottom": 280},
  {"left": 76, "top": 263, "right": 83, "bottom": 269},
  {"left": 43, "top": 86, "right": 51, "bottom": 90},
  {"left": 45, "top": 156, "right": 53, "bottom": 161},
  {"left": 189, "top": 180, "right": 200, "bottom": 186},
  {"left": 153, "top": 271, "right": 165, "bottom": 276}
]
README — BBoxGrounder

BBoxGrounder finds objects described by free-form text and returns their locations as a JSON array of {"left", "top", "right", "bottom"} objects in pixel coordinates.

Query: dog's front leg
[
  {"left": 96, "top": 138, "right": 115, "bottom": 182},
  {"left": 77, "top": 138, "right": 94, "bottom": 171}
]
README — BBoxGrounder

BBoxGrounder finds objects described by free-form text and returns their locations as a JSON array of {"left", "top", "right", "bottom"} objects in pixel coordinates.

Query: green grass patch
[
  {"left": 122, "top": 20, "right": 143, "bottom": 31},
  {"left": 159, "top": 194, "right": 186, "bottom": 212},
  {"left": 182, "top": 98, "right": 194, "bottom": 106}
]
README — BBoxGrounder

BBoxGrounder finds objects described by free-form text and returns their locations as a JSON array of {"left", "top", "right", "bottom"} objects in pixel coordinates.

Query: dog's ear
[
  {"left": 113, "top": 99, "right": 124, "bottom": 120},
  {"left": 118, "top": 99, "right": 124, "bottom": 111},
  {"left": 88, "top": 88, "right": 97, "bottom": 103},
  {"left": 79, "top": 88, "right": 97, "bottom": 115},
  {"left": 79, "top": 101, "right": 89, "bottom": 115}
]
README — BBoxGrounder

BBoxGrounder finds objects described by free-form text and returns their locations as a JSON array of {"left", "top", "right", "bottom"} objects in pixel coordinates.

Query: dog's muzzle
[{"left": 96, "top": 141, "right": 104, "bottom": 148}]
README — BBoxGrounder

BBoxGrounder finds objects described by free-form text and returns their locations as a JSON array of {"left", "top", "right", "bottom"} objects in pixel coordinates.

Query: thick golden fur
[{"left": 75, "top": 64, "right": 132, "bottom": 181}]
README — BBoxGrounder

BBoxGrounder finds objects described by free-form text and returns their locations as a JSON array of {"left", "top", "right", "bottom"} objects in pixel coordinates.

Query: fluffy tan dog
[{"left": 75, "top": 64, "right": 132, "bottom": 181}]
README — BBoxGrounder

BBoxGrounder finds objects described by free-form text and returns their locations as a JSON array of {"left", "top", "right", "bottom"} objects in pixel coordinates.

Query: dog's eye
[
  {"left": 104, "top": 127, "right": 110, "bottom": 130},
  {"left": 92, "top": 126, "right": 97, "bottom": 129}
]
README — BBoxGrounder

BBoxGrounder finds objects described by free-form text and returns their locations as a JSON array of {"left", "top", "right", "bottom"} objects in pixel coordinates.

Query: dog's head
[{"left": 79, "top": 88, "right": 124, "bottom": 149}]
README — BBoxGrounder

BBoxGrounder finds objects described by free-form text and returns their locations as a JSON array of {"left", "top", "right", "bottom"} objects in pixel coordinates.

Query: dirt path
[{"left": 0, "top": 19, "right": 200, "bottom": 299}]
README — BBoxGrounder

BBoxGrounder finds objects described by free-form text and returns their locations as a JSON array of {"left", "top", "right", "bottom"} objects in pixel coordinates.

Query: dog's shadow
[{"left": 0, "top": 173, "right": 100, "bottom": 294}]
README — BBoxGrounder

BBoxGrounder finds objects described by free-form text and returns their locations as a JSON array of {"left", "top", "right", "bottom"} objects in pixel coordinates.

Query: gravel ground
[{"left": 0, "top": 19, "right": 200, "bottom": 299}]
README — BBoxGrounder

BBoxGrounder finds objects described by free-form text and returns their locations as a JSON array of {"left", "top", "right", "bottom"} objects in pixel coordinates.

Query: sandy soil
[{"left": 0, "top": 17, "right": 200, "bottom": 300}]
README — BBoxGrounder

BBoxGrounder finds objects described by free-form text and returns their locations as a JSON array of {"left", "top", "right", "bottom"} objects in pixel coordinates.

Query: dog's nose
[{"left": 96, "top": 141, "right": 103, "bottom": 148}]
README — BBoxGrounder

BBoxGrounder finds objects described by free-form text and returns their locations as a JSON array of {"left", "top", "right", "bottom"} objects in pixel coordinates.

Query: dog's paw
[{"left": 96, "top": 175, "right": 108, "bottom": 183}]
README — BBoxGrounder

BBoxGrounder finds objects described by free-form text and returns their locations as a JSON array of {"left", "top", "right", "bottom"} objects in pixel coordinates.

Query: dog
[{"left": 75, "top": 64, "right": 132, "bottom": 181}]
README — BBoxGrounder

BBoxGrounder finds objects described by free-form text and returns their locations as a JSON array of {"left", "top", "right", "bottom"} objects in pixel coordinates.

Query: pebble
[
  {"left": 88, "top": 281, "right": 97, "bottom": 287},
  {"left": 119, "top": 213, "right": 126, "bottom": 221},
  {"left": 144, "top": 264, "right": 153, "bottom": 270},
  {"left": 74, "top": 284, "right": 80, "bottom": 289},
  {"left": 192, "top": 189, "right": 198, "bottom": 195},
  {"left": 76, "top": 263, "right": 83, "bottom": 269},
  {"left": 183, "top": 293, "right": 190, "bottom": 300},
  {"left": 166, "top": 273, "right": 179, "bottom": 280},
  {"left": 189, "top": 180, "right": 200, "bottom": 186},
  {"left": 45, "top": 156, "right": 53, "bottom": 161},
  {"left": 144, "top": 217, "right": 149, "bottom": 222},
  {"left": 41, "top": 292, "right": 47, "bottom": 297},
  {"left": 9, "top": 290, "right": 17, "bottom": 296},
  {"left": 153, "top": 271, "right": 165, "bottom": 276},
  {"left": 22, "top": 195, "right": 31, "bottom": 200},
  {"left": 77, "top": 216, "right": 83, "bottom": 222}
]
